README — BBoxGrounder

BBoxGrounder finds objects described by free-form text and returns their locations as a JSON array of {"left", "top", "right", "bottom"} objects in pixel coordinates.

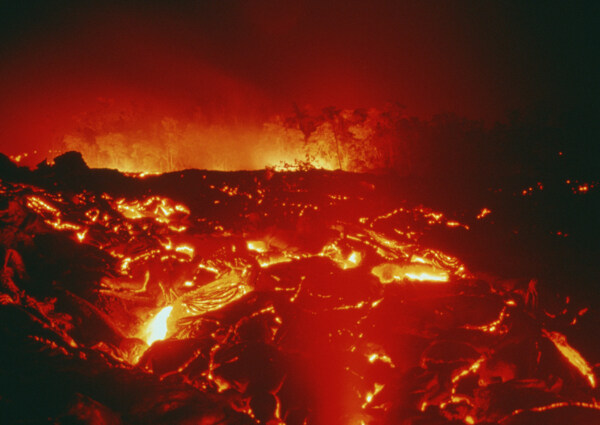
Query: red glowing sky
[{"left": 0, "top": 1, "right": 597, "bottom": 161}]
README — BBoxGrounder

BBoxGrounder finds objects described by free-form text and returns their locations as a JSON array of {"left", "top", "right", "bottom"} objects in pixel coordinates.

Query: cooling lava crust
[{"left": 0, "top": 152, "right": 598, "bottom": 424}]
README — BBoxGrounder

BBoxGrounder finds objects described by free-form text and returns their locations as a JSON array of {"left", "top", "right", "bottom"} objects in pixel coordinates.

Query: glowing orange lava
[
  {"left": 1, "top": 165, "right": 597, "bottom": 425},
  {"left": 543, "top": 329, "right": 596, "bottom": 388}
]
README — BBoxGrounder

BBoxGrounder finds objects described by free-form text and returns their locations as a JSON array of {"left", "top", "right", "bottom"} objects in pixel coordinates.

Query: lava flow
[{"left": 0, "top": 152, "right": 598, "bottom": 425}]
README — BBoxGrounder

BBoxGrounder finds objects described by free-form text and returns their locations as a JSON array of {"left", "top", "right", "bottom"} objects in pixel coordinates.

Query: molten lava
[
  {"left": 0, "top": 155, "right": 598, "bottom": 424},
  {"left": 543, "top": 329, "right": 596, "bottom": 388},
  {"left": 144, "top": 306, "right": 173, "bottom": 346}
]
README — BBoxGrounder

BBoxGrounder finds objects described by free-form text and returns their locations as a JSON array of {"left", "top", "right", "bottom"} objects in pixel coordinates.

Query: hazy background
[{"left": 0, "top": 0, "right": 597, "bottom": 170}]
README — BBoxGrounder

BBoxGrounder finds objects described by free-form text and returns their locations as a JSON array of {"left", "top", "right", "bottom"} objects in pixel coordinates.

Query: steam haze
[{"left": 0, "top": 1, "right": 597, "bottom": 170}]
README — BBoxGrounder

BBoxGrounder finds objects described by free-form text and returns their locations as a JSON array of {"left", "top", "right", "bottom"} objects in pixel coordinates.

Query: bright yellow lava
[
  {"left": 371, "top": 263, "right": 449, "bottom": 284},
  {"left": 145, "top": 306, "right": 173, "bottom": 346}
]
